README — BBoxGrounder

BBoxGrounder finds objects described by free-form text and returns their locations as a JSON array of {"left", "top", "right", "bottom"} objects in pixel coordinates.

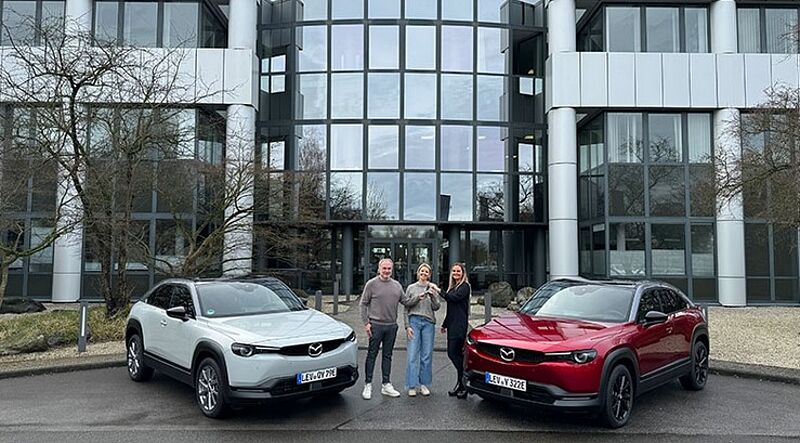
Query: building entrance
[{"left": 367, "top": 240, "right": 435, "bottom": 288}]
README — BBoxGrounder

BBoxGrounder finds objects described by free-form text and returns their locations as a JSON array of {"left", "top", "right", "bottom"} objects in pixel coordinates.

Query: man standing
[{"left": 360, "top": 257, "right": 404, "bottom": 399}]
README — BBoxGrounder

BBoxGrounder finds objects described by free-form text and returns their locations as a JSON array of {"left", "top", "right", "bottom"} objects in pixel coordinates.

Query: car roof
[{"left": 550, "top": 277, "right": 680, "bottom": 291}]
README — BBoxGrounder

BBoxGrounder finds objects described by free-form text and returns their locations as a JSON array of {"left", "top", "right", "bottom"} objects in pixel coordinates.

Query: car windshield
[
  {"left": 519, "top": 281, "right": 634, "bottom": 323},
  {"left": 196, "top": 281, "right": 307, "bottom": 318}
]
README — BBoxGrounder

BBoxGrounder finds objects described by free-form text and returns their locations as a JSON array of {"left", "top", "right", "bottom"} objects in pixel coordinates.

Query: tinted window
[
  {"left": 637, "top": 290, "right": 662, "bottom": 321},
  {"left": 520, "top": 282, "right": 634, "bottom": 323},
  {"left": 196, "top": 281, "right": 306, "bottom": 318},
  {"left": 147, "top": 285, "right": 172, "bottom": 310},
  {"left": 169, "top": 285, "right": 195, "bottom": 316},
  {"left": 658, "top": 289, "right": 686, "bottom": 315}
]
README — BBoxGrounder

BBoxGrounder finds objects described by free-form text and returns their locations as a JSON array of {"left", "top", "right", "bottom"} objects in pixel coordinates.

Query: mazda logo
[
  {"left": 499, "top": 347, "right": 515, "bottom": 362},
  {"left": 308, "top": 343, "right": 323, "bottom": 357}
]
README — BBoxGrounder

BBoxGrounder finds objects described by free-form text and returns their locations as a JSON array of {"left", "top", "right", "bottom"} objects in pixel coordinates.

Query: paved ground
[{"left": 0, "top": 351, "right": 798, "bottom": 443}]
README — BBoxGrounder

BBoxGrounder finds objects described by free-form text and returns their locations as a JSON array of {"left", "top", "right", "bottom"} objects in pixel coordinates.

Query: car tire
[
  {"left": 599, "top": 364, "right": 634, "bottom": 429},
  {"left": 195, "top": 357, "right": 229, "bottom": 419},
  {"left": 680, "top": 339, "right": 709, "bottom": 391},
  {"left": 126, "top": 333, "right": 154, "bottom": 382}
]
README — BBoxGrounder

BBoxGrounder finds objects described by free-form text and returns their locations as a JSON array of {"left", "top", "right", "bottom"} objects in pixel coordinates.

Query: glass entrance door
[{"left": 367, "top": 240, "right": 435, "bottom": 287}]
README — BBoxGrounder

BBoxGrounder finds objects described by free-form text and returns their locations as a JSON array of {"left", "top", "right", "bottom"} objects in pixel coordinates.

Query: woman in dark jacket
[{"left": 441, "top": 262, "right": 471, "bottom": 399}]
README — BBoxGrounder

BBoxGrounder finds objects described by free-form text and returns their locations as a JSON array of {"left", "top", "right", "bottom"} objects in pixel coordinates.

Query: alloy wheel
[
  {"left": 694, "top": 344, "right": 709, "bottom": 386},
  {"left": 127, "top": 339, "right": 140, "bottom": 377},
  {"left": 197, "top": 365, "right": 220, "bottom": 412},
  {"left": 611, "top": 372, "right": 632, "bottom": 423}
]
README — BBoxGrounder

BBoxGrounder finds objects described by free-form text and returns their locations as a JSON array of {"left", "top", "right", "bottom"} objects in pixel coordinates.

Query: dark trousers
[
  {"left": 447, "top": 336, "right": 466, "bottom": 386},
  {"left": 364, "top": 323, "right": 398, "bottom": 384}
]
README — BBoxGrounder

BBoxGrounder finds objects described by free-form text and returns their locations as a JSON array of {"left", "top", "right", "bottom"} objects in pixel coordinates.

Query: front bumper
[
  {"left": 227, "top": 364, "right": 359, "bottom": 403},
  {"left": 464, "top": 369, "right": 601, "bottom": 410}
]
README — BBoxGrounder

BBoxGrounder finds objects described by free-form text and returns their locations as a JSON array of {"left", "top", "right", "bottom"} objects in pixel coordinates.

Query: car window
[
  {"left": 169, "top": 285, "right": 195, "bottom": 317},
  {"left": 196, "top": 281, "right": 307, "bottom": 318},
  {"left": 147, "top": 285, "right": 172, "bottom": 310},
  {"left": 637, "top": 290, "right": 662, "bottom": 322},
  {"left": 519, "top": 281, "right": 634, "bottom": 323},
  {"left": 659, "top": 289, "right": 687, "bottom": 315}
]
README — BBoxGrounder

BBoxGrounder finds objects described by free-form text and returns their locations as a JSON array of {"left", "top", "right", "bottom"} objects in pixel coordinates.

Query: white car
[{"left": 125, "top": 277, "right": 359, "bottom": 418}]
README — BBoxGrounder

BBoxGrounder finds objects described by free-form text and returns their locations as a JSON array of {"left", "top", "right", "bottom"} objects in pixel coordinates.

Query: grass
[{"left": 0, "top": 306, "right": 128, "bottom": 350}]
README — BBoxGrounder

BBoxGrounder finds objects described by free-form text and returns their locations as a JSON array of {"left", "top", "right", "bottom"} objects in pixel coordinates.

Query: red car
[{"left": 464, "top": 278, "right": 709, "bottom": 428}]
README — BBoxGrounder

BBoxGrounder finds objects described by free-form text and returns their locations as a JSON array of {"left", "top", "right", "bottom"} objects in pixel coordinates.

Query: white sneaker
[
  {"left": 408, "top": 388, "right": 417, "bottom": 397},
  {"left": 362, "top": 383, "right": 372, "bottom": 400},
  {"left": 381, "top": 383, "right": 401, "bottom": 397},
  {"left": 419, "top": 385, "right": 430, "bottom": 396}
]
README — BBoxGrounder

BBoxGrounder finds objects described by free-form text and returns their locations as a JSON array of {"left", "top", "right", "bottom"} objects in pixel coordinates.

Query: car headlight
[
  {"left": 465, "top": 334, "right": 476, "bottom": 346},
  {"left": 231, "top": 343, "right": 255, "bottom": 357},
  {"left": 571, "top": 349, "right": 597, "bottom": 364},
  {"left": 347, "top": 330, "right": 356, "bottom": 342}
]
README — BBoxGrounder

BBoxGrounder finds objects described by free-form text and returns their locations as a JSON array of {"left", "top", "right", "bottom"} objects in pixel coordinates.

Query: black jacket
[{"left": 442, "top": 282, "right": 471, "bottom": 338}]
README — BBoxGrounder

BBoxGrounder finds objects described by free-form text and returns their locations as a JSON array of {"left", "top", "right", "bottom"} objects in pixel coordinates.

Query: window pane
[
  {"left": 406, "top": 26, "right": 436, "bottom": 70},
  {"left": 368, "top": 126, "right": 399, "bottom": 169},
  {"left": 689, "top": 164, "right": 714, "bottom": 217},
  {"left": 606, "top": 7, "right": 641, "bottom": 52},
  {"left": 646, "top": 7, "right": 679, "bottom": 53},
  {"left": 298, "top": 26, "right": 328, "bottom": 72},
  {"left": 443, "top": 0, "right": 473, "bottom": 21},
  {"left": 685, "top": 8, "right": 708, "bottom": 53},
  {"left": 609, "top": 164, "right": 644, "bottom": 216},
  {"left": 477, "top": 75, "right": 505, "bottom": 121},
  {"left": 297, "top": 74, "right": 327, "bottom": 119},
  {"left": 609, "top": 222, "right": 645, "bottom": 276},
  {"left": 405, "top": 74, "right": 437, "bottom": 119},
  {"left": 477, "top": 174, "right": 504, "bottom": 221},
  {"left": 766, "top": 9, "right": 798, "bottom": 54},
  {"left": 774, "top": 226, "right": 798, "bottom": 277},
  {"left": 370, "top": 26, "right": 399, "bottom": 69},
  {"left": 332, "top": 0, "right": 363, "bottom": 19},
  {"left": 477, "top": 126, "right": 504, "bottom": 172},
  {"left": 301, "top": 0, "right": 328, "bottom": 21},
  {"left": 649, "top": 114, "right": 682, "bottom": 162},
  {"left": 441, "top": 173, "right": 473, "bottom": 221},
  {"left": 405, "top": 126, "right": 435, "bottom": 170},
  {"left": 331, "top": 124, "right": 363, "bottom": 170},
  {"left": 42, "top": 1, "right": 64, "bottom": 27},
  {"left": 94, "top": 2, "right": 119, "bottom": 43},
  {"left": 687, "top": 114, "right": 711, "bottom": 162},
  {"left": 478, "top": 0, "right": 503, "bottom": 23},
  {"left": 124, "top": 2, "right": 158, "bottom": 46},
  {"left": 442, "top": 26, "right": 474, "bottom": 72},
  {"left": 441, "top": 74, "right": 473, "bottom": 120},
  {"left": 369, "top": 0, "right": 399, "bottom": 18},
  {"left": 691, "top": 224, "right": 714, "bottom": 276},
  {"left": 163, "top": 3, "right": 198, "bottom": 47},
  {"left": 649, "top": 166, "right": 685, "bottom": 217},
  {"left": 1, "top": 1, "right": 36, "bottom": 45},
  {"left": 746, "top": 278, "right": 770, "bottom": 302},
  {"left": 368, "top": 73, "right": 400, "bottom": 119},
  {"left": 404, "top": 173, "right": 436, "bottom": 220},
  {"left": 296, "top": 125, "right": 327, "bottom": 171},
  {"left": 330, "top": 172, "right": 363, "bottom": 219},
  {"left": 478, "top": 28, "right": 506, "bottom": 73},
  {"left": 441, "top": 126, "right": 473, "bottom": 171},
  {"left": 519, "top": 175, "right": 543, "bottom": 222},
  {"left": 608, "top": 113, "right": 643, "bottom": 162},
  {"left": 737, "top": 9, "right": 761, "bottom": 53},
  {"left": 331, "top": 73, "right": 364, "bottom": 118},
  {"left": 405, "top": 0, "right": 437, "bottom": 19},
  {"left": 651, "top": 224, "right": 685, "bottom": 275},
  {"left": 745, "top": 224, "right": 769, "bottom": 277},
  {"left": 367, "top": 173, "right": 399, "bottom": 220},
  {"left": 332, "top": 25, "right": 364, "bottom": 70}
]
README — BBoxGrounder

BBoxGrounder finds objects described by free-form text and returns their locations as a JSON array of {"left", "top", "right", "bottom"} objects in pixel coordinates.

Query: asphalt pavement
[{"left": 0, "top": 350, "right": 798, "bottom": 442}]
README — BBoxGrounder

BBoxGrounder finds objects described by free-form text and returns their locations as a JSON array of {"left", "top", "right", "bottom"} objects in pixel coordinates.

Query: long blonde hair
[
  {"left": 416, "top": 263, "right": 432, "bottom": 282},
  {"left": 447, "top": 263, "right": 469, "bottom": 292}
]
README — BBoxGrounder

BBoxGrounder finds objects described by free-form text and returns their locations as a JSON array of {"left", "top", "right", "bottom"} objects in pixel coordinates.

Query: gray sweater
[
  {"left": 360, "top": 276, "right": 405, "bottom": 325},
  {"left": 403, "top": 281, "right": 441, "bottom": 329}
]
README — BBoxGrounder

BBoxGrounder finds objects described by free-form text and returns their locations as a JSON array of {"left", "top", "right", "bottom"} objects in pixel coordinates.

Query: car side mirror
[
  {"left": 643, "top": 310, "right": 668, "bottom": 326},
  {"left": 166, "top": 306, "right": 190, "bottom": 321}
]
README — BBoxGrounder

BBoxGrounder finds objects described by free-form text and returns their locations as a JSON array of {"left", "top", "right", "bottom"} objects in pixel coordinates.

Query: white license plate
[
  {"left": 485, "top": 372, "right": 527, "bottom": 392},
  {"left": 296, "top": 367, "right": 337, "bottom": 385}
]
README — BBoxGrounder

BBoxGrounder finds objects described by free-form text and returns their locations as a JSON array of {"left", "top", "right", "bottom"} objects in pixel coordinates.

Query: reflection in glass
[
  {"left": 331, "top": 73, "right": 364, "bottom": 119},
  {"left": 296, "top": 172, "right": 327, "bottom": 221},
  {"left": 367, "top": 173, "right": 399, "bottom": 220},
  {"left": 332, "top": 0, "right": 364, "bottom": 19},
  {"left": 370, "top": 26, "right": 399, "bottom": 69},
  {"left": 297, "top": 74, "right": 327, "bottom": 119},
  {"left": 163, "top": 3, "right": 198, "bottom": 47},
  {"left": 441, "top": 74, "right": 473, "bottom": 120},
  {"left": 441, "top": 173, "right": 473, "bottom": 221},
  {"left": 737, "top": 9, "right": 761, "bottom": 53},
  {"left": 609, "top": 164, "right": 644, "bottom": 216},
  {"left": 477, "top": 127, "right": 505, "bottom": 172},
  {"left": 685, "top": 8, "right": 708, "bottom": 53},
  {"left": 406, "top": 126, "right": 435, "bottom": 170},
  {"left": 331, "top": 124, "right": 363, "bottom": 170},
  {"left": 689, "top": 164, "right": 714, "bottom": 217},
  {"left": 606, "top": 7, "right": 641, "bottom": 52},
  {"left": 405, "top": 0, "right": 437, "bottom": 19},
  {"left": 478, "top": 28, "right": 506, "bottom": 74},
  {"left": 94, "top": 2, "right": 119, "bottom": 43},
  {"left": 368, "top": 126, "right": 399, "bottom": 169},
  {"left": 649, "top": 114, "right": 682, "bottom": 162},
  {"left": 766, "top": 9, "right": 798, "bottom": 54},
  {"left": 301, "top": 0, "right": 328, "bottom": 21},
  {"left": 688, "top": 114, "right": 711, "bottom": 162},
  {"left": 443, "top": 0, "right": 473, "bottom": 21},
  {"left": 745, "top": 224, "right": 769, "bottom": 277},
  {"left": 442, "top": 26, "right": 474, "bottom": 72},
  {"left": 441, "top": 126, "right": 473, "bottom": 171},
  {"left": 477, "top": 174, "right": 504, "bottom": 221},
  {"left": 518, "top": 175, "right": 539, "bottom": 222},
  {"left": 1, "top": 1, "right": 36, "bottom": 44},
  {"left": 124, "top": 2, "right": 158, "bottom": 46},
  {"left": 651, "top": 224, "right": 685, "bottom": 275},
  {"left": 405, "top": 74, "right": 437, "bottom": 119},
  {"left": 478, "top": 0, "right": 503, "bottom": 23},
  {"left": 773, "top": 226, "right": 798, "bottom": 277},
  {"left": 691, "top": 224, "right": 714, "bottom": 276},
  {"left": 649, "top": 166, "right": 685, "bottom": 216},
  {"left": 404, "top": 173, "right": 436, "bottom": 221},
  {"left": 406, "top": 26, "right": 436, "bottom": 70},
  {"left": 477, "top": 76, "right": 505, "bottom": 121},
  {"left": 646, "top": 7, "right": 679, "bottom": 53},
  {"left": 609, "top": 223, "right": 645, "bottom": 276},
  {"left": 298, "top": 26, "right": 327, "bottom": 72},
  {"left": 608, "top": 113, "right": 642, "bottom": 162},
  {"left": 330, "top": 172, "right": 363, "bottom": 219},
  {"left": 369, "top": 0, "right": 400, "bottom": 18},
  {"left": 368, "top": 73, "right": 400, "bottom": 119},
  {"left": 296, "top": 125, "right": 327, "bottom": 171},
  {"left": 332, "top": 25, "right": 364, "bottom": 70}
]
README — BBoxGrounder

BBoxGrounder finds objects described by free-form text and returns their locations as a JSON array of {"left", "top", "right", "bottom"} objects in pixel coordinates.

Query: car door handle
[{"left": 160, "top": 319, "right": 168, "bottom": 327}]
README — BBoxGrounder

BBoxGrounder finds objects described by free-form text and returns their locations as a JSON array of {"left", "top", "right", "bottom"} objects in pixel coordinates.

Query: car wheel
[
  {"left": 680, "top": 340, "right": 709, "bottom": 391},
  {"left": 127, "top": 334, "right": 154, "bottom": 382},
  {"left": 196, "top": 357, "right": 228, "bottom": 418},
  {"left": 600, "top": 364, "right": 634, "bottom": 429}
]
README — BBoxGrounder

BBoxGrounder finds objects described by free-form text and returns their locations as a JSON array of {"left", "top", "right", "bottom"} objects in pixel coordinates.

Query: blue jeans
[{"left": 406, "top": 315, "right": 435, "bottom": 389}]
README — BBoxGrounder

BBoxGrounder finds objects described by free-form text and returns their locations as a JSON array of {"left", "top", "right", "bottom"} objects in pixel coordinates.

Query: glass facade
[{"left": 738, "top": 6, "right": 800, "bottom": 54}]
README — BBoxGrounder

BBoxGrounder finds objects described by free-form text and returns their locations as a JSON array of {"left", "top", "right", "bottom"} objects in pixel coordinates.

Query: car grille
[
  {"left": 476, "top": 343, "right": 545, "bottom": 363},
  {"left": 468, "top": 372, "right": 556, "bottom": 404},
  {"left": 278, "top": 338, "right": 345, "bottom": 356},
  {"left": 269, "top": 366, "right": 356, "bottom": 396}
]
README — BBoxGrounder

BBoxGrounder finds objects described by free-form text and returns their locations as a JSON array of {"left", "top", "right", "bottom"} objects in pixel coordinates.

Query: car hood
[
  {"left": 203, "top": 309, "right": 352, "bottom": 347},
  {"left": 471, "top": 312, "right": 624, "bottom": 352}
]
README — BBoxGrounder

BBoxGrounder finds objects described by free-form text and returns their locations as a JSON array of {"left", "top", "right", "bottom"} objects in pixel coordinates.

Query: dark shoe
[
  {"left": 448, "top": 382, "right": 463, "bottom": 397},
  {"left": 456, "top": 388, "right": 468, "bottom": 400}
]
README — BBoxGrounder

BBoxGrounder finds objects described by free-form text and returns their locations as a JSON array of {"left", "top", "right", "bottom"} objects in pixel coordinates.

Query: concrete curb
[{"left": 709, "top": 359, "right": 800, "bottom": 386}]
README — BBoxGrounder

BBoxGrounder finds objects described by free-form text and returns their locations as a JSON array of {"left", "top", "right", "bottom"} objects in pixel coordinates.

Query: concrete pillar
[
  {"left": 64, "top": 0, "right": 92, "bottom": 37},
  {"left": 711, "top": 0, "right": 737, "bottom": 54},
  {"left": 448, "top": 226, "right": 461, "bottom": 266},
  {"left": 342, "top": 225, "right": 353, "bottom": 295},
  {"left": 51, "top": 179, "right": 83, "bottom": 302},
  {"left": 715, "top": 109, "right": 747, "bottom": 306},
  {"left": 546, "top": 0, "right": 576, "bottom": 54}
]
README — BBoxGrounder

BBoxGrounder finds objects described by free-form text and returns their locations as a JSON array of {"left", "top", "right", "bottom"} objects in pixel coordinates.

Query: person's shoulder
[{"left": 364, "top": 276, "right": 379, "bottom": 287}]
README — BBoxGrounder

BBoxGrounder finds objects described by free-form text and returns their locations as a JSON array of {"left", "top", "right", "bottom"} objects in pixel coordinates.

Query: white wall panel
[
  {"left": 717, "top": 54, "right": 745, "bottom": 107},
  {"left": 689, "top": 54, "right": 718, "bottom": 107},
  {"left": 223, "top": 48, "right": 255, "bottom": 105},
  {"left": 744, "top": 54, "right": 771, "bottom": 107},
  {"left": 550, "top": 52, "right": 581, "bottom": 107},
  {"left": 607, "top": 53, "right": 636, "bottom": 107},
  {"left": 545, "top": 57, "right": 553, "bottom": 111},
  {"left": 662, "top": 53, "right": 690, "bottom": 107},
  {"left": 196, "top": 49, "right": 225, "bottom": 104},
  {"left": 635, "top": 53, "right": 662, "bottom": 107},
  {"left": 770, "top": 54, "right": 799, "bottom": 91},
  {"left": 580, "top": 52, "right": 607, "bottom": 107}
]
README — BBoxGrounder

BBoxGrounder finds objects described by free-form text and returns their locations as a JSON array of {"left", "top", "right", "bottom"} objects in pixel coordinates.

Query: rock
[
  {"left": 0, "top": 298, "right": 46, "bottom": 314},
  {"left": 476, "top": 296, "right": 485, "bottom": 305},
  {"left": 516, "top": 287, "right": 536, "bottom": 304},
  {"left": 0, "top": 334, "right": 49, "bottom": 356},
  {"left": 486, "top": 281, "right": 514, "bottom": 308}
]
